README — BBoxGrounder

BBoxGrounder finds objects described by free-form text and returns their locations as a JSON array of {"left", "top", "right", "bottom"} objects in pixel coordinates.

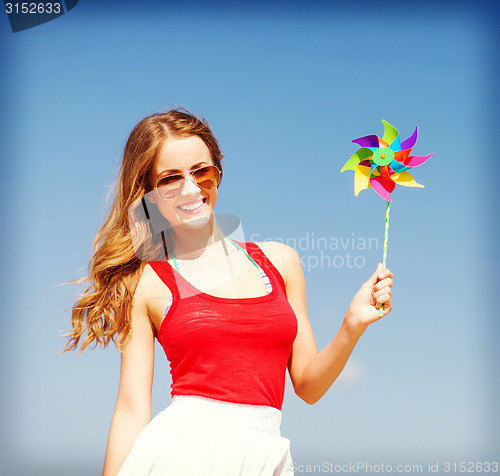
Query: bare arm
[
  {"left": 261, "top": 242, "right": 393, "bottom": 405},
  {"left": 102, "top": 273, "right": 156, "bottom": 476}
]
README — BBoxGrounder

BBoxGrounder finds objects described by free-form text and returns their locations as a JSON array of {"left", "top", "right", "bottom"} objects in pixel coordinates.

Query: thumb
[{"left": 365, "top": 263, "right": 383, "bottom": 286}]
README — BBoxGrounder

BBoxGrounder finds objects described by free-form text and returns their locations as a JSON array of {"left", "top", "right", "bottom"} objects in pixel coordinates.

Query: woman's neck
[{"left": 169, "top": 217, "right": 231, "bottom": 261}]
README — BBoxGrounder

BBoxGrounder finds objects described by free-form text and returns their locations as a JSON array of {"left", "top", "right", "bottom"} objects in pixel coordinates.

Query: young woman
[{"left": 65, "top": 109, "right": 393, "bottom": 476}]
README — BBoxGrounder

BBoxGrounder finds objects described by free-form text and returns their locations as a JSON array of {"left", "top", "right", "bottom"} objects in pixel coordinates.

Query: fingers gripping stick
[{"left": 379, "top": 201, "right": 390, "bottom": 317}]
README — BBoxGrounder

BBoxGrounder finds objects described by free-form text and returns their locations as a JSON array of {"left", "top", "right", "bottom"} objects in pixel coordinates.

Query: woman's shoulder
[
  {"left": 135, "top": 263, "right": 173, "bottom": 301},
  {"left": 252, "top": 241, "right": 302, "bottom": 283},
  {"left": 134, "top": 263, "right": 173, "bottom": 333},
  {"left": 253, "top": 240, "right": 297, "bottom": 259}
]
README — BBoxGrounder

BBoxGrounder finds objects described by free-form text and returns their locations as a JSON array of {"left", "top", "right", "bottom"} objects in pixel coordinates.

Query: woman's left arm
[{"left": 264, "top": 242, "right": 393, "bottom": 405}]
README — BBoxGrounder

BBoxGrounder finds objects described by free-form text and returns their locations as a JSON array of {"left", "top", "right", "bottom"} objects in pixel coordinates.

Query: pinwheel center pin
[{"left": 373, "top": 147, "right": 394, "bottom": 166}]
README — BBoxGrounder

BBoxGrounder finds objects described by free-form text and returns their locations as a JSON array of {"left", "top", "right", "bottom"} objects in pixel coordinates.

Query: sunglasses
[{"left": 154, "top": 164, "right": 221, "bottom": 200}]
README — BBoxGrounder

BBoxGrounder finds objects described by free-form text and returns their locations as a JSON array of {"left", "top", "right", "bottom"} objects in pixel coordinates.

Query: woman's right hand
[{"left": 344, "top": 263, "right": 394, "bottom": 331}]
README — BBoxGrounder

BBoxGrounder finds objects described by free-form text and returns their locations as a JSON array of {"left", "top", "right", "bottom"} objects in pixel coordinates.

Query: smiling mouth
[{"left": 177, "top": 198, "right": 206, "bottom": 213}]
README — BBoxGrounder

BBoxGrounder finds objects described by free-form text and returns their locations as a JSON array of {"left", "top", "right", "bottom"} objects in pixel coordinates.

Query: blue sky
[{"left": 1, "top": 1, "right": 499, "bottom": 474}]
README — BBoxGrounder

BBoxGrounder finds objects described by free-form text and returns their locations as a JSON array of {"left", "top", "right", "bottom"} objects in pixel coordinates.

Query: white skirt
[{"left": 118, "top": 395, "right": 294, "bottom": 476}]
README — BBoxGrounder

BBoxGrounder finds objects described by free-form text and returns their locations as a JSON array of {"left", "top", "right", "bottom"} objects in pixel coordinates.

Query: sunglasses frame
[{"left": 154, "top": 164, "right": 221, "bottom": 200}]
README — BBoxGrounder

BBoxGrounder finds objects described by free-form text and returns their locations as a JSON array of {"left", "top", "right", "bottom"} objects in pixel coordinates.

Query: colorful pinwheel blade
[
  {"left": 381, "top": 120, "right": 398, "bottom": 145},
  {"left": 340, "top": 148, "right": 373, "bottom": 172},
  {"left": 352, "top": 135, "right": 380, "bottom": 148},
  {"left": 379, "top": 165, "right": 393, "bottom": 182},
  {"left": 389, "top": 135, "right": 401, "bottom": 152},
  {"left": 393, "top": 149, "right": 411, "bottom": 164},
  {"left": 378, "top": 137, "right": 389, "bottom": 147},
  {"left": 390, "top": 149, "right": 412, "bottom": 173},
  {"left": 405, "top": 153, "right": 434, "bottom": 168},
  {"left": 354, "top": 164, "right": 371, "bottom": 196},
  {"left": 391, "top": 171, "right": 425, "bottom": 188},
  {"left": 400, "top": 126, "right": 418, "bottom": 150},
  {"left": 390, "top": 161, "right": 411, "bottom": 173},
  {"left": 370, "top": 175, "right": 395, "bottom": 202}
]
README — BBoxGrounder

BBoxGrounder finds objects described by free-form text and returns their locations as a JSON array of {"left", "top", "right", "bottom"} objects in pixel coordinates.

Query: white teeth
[{"left": 179, "top": 199, "right": 204, "bottom": 211}]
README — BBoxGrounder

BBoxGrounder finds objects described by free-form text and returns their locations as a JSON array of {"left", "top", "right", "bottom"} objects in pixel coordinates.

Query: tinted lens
[
  {"left": 156, "top": 173, "right": 184, "bottom": 199},
  {"left": 193, "top": 166, "right": 220, "bottom": 189}
]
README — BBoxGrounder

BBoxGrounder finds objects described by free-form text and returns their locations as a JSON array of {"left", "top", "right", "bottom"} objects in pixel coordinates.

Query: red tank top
[{"left": 149, "top": 242, "right": 298, "bottom": 410}]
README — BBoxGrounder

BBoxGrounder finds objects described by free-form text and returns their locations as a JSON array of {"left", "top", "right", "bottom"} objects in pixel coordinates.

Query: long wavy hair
[{"left": 64, "top": 108, "right": 223, "bottom": 352}]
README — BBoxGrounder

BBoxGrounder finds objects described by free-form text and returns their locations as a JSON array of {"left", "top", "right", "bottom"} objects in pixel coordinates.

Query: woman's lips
[{"left": 177, "top": 198, "right": 206, "bottom": 214}]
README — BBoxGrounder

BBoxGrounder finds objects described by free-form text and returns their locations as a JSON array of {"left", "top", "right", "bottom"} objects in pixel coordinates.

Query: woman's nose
[{"left": 180, "top": 175, "right": 201, "bottom": 195}]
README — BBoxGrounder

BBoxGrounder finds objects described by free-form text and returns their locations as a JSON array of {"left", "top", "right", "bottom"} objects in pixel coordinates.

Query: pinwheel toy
[{"left": 341, "top": 120, "right": 434, "bottom": 316}]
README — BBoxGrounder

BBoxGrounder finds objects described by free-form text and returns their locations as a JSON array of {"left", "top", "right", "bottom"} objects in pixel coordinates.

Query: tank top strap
[
  {"left": 232, "top": 241, "right": 288, "bottom": 296},
  {"left": 149, "top": 260, "right": 180, "bottom": 301}
]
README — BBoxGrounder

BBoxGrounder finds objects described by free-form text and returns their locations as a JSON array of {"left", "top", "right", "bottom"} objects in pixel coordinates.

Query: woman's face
[{"left": 148, "top": 135, "right": 218, "bottom": 230}]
